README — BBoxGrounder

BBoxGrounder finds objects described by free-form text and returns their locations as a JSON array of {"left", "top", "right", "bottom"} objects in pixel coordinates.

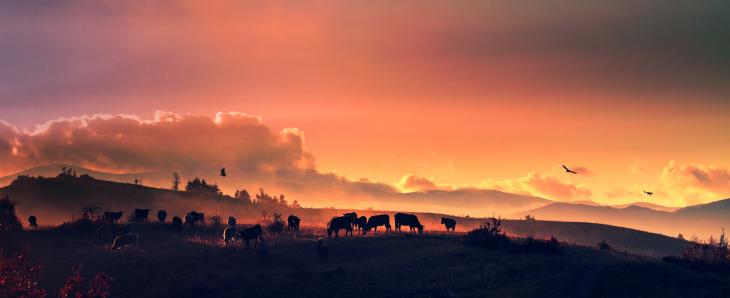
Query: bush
[
  {"left": 520, "top": 236, "right": 561, "bottom": 255},
  {"left": 210, "top": 215, "right": 223, "bottom": 226},
  {"left": 59, "top": 266, "right": 112, "bottom": 298},
  {"left": 0, "top": 248, "right": 47, "bottom": 298},
  {"left": 0, "top": 195, "right": 23, "bottom": 232},
  {"left": 598, "top": 240, "right": 612, "bottom": 251},
  {"left": 463, "top": 217, "right": 512, "bottom": 250}
]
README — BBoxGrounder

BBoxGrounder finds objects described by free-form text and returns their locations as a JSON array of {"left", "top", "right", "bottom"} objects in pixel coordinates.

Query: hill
[
  {"left": 518, "top": 200, "right": 730, "bottom": 239},
  {"left": 0, "top": 226, "right": 723, "bottom": 297},
  {"left": 0, "top": 163, "right": 151, "bottom": 187},
  {"left": 0, "top": 174, "right": 692, "bottom": 258}
]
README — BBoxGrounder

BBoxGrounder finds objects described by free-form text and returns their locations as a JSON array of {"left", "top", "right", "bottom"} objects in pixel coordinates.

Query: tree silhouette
[
  {"left": 171, "top": 171, "right": 181, "bottom": 191},
  {"left": 0, "top": 195, "right": 22, "bottom": 232},
  {"left": 185, "top": 178, "right": 221, "bottom": 196}
]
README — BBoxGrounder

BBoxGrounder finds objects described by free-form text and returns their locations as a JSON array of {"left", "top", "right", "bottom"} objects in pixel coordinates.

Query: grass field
[{"left": 2, "top": 223, "right": 729, "bottom": 298}]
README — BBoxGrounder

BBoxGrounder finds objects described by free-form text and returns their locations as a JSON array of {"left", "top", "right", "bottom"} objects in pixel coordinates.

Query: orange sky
[{"left": 1, "top": 1, "right": 729, "bottom": 207}]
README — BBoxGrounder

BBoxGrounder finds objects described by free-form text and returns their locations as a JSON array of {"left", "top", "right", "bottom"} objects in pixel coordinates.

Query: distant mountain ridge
[
  {"left": 517, "top": 199, "right": 730, "bottom": 239},
  {"left": 0, "top": 163, "right": 150, "bottom": 187}
]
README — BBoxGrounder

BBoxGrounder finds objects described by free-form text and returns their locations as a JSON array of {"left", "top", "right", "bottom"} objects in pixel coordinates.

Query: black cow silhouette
[
  {"left": 112, "top": 233, "right": 139, "bottom": 250},
  {"left": 28, "top": 216, "right": 38, "bottom": 229},
  {"left": 354, "top": 216, "right": 367, "bottom": 233},
  {"left": 223, "top": 226, "right": 236, "bottom": 244},
  {"left": 287, "top": 215, "right": 301, "bottom": 233},
  {"left": 103, "top": 211, "right": 124, "bottom": 223},
  {"left": 395, "top": 213, "right": 424, "bottom": 234},
  {"left": 172, "top": 216, "right": 183, "bottom": 233},
  {"left": 327, "top": 216, "right": 353, "bottom": 238},
  {"left": 134, "top": 209, "right": 151, "bottom": 222},
  {"left": 157, "top": 210, "right": 167, "bottom": 224},
  {"left": 228, "top": 216, "right": 237, "bottom": 226},
  {"left": 365, "top": 214, "right": 391, "bottom": 234},
  {"left": 185, "top": 211, "right": 205, "bottom": 225},
  {"left": 441, "top": 217, "right": 456, "bottom": 232},
  {"left": 238, "top": 224, "right": 263, "bottom": 248}
]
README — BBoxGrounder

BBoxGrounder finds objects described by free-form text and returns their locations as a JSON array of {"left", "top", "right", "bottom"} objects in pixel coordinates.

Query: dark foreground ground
[{"left": 3, "top": 225, "right": 730, "bottom": 298}]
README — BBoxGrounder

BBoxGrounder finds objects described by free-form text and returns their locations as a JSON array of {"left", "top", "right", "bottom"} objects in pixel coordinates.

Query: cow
[
  {"left": 227, "top": 216, "right": 237, "bottom": 226},
  {"left": 238, "top": 224, "right": 263, "bottom": 248},
  {"left": 112, "top": 233, "right": 139, "bottom": 250},
  {"left": 223, "top": 226, "right": 236, "bottom": 244},
  {"left": 287, "top": 215, "right": 301, "bottom": 233},
  {"left": 28, "top": 216, "right": 38, "bottom": 229},
  {"left": 103, "top": 211, "right": 124, "bottom": 223},
  {"left": 134, "top": 209, "right": 151, "bottom": 222},
  {"left": 172, "top": 216, "right": 183, "bottom": 233},
  {"left": 365, "top": 214, "right": 391, "bottom": 234},
  {"left": 157, "top": 210, "right": 167, "bottom": 224},
  {"left": 353, "top": 216, "right": 367, "bottom": 233},
  {"left": 185, "top": 211, "right": 205, "bottom": 225},
  {"left": 441, "top": 217, "right": 456, "bottom": 232},
  {"left": 327, "top": 216, "right": 353, "bottom": 238},
  {"left": 395, "top": 213, "right": 424, "bottom": 234}
]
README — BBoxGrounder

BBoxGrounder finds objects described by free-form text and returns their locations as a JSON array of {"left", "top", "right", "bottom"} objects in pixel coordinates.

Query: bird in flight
[
  {"left": 562, "top": 165, "right": 578, "bottom": 174},
  {"left": 644, "top": 191, "right": 653, "bottom": 196},
  {"left": 220, "top": 168, "right": 227, "bottom": 177}
]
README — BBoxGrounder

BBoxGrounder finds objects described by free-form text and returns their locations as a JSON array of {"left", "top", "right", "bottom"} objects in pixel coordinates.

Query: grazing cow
[
  {"left": 441, "top": 217, "right": 456, "bottom": 232},
  {"left": 134, "top": 209, "right": 151, "bottom": 222},
  {"left": 112, "top": 233, "right": 139, "bottom": 250},
  {"left": 185, "top": 211, "right": 205, "bottom": 225},
  {"left": 103, "top": 211, "right": 124, "bottom": 223},
  {"left": 343, "top": 212, "right": 357, "bottom": 227},
  {"left": 317, "top": 238, "right": 329, "bottom": 260},
  {"left": 157, "top": 210, "right": 167, "bottom": 224},
  {"left": 228, "top": 216, "right": 237, "bottom": 226},
  {"left": 223, "top": 226, "right": 236, "bottom": 244},
  {"left": 395, "top": 213, "right": 424, "bottom": 234},
  {"left": 327, "top": 216, "right": 353, "bottom": 238},
  {"left": 365, "top": 214, "right": 391, "bottom": 234},
  {"left": 238, "top": 224, "right": 263, "bottom": 248},
  {"left": 287, "top": 215, "right": 301, "bottom": 233},
  {"left": 354, "top": 216, "right": 367, "bottom": 233},
  {"left": 172, "top": 216, "right": 183, "bottom": 233},
  {"left": 28, "top": 216, "right": 38, "bottom": 229}
]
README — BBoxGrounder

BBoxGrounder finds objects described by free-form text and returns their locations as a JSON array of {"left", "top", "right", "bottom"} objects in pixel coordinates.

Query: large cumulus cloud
[
  {"left": 662, "top": 161, "right": 730, "bottom": 204},
  {"left": 480, "top": 171, "right": 592, "bottom": 202},
  {"left": 0, "top": 111, "right": 315, "bottom": 177}
]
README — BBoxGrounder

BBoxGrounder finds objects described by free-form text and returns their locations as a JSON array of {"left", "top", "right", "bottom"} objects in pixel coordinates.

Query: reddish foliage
[
  {"left": 0, "top": 248, "right": 47, "bottom": 298},
  {"left": 58, "top": 267, "right": 112, "bottom": 298}
]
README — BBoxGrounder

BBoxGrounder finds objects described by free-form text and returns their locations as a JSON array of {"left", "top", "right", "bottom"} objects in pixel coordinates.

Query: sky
[{"left": 1, "top": 1, "right": 729, "bottom": 207}]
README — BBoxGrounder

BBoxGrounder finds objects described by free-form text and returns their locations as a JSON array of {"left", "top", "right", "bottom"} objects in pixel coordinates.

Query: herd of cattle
[{"left": 30, "top": 208, "right": 458, "bottom": 250}]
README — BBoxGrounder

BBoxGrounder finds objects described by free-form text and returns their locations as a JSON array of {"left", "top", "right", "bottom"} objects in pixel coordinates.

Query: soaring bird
[
  {"left": 644, "top": 191, "right": 653, "bottom": 196},
  {"left": 562, "top": 165, "right": 578, "bottom": 174},
  {"left": 220, "top": 168, "right": 227, "bottom": 177}
]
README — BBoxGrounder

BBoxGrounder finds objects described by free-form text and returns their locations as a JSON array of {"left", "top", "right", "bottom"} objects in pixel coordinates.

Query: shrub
[
  {"left": 598, "top": 240, "right": 612, "bottom": 251},
  {"left": 0, "top": 248, "right": 47, "bottom": 298},
  {"left": 520, "top": 236, "right": 561, "bottom": 255},
  {"left": 59, "top": 267, "right": 112, "bottom": 298},
  {"left": 463, "top": 217, "right": 511, "bottom": 250},
  {"left": 210, "top": 215, "right": 223, "bottom": 226},
  {"left": 0, "top": 195, "right": 23, "bottom": 232}
]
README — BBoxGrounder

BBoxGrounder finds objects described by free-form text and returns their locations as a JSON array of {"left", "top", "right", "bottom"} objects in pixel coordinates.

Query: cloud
[
  {"left": 662, "top": 161, "right": 730, "bottom": 204},
  {"left": 397, "top": 174, "right": 452, "bottom": 192},
  {"left": 0, "top": 111, "right": 315, "bottom": 177},
  {"left": 480, "top": 172, "right": 591, "bottom": 201}
]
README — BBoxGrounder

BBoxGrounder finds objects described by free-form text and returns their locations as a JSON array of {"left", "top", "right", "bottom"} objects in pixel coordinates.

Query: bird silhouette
[
  {"left": 644, "top": 191, "right": 653, "bottom": 196},
  {"left": 562, "top": 165, "right": 578, "bottom": 174},
  {"left": 220, "top": 168, "right": 227, "bottom": 177}
]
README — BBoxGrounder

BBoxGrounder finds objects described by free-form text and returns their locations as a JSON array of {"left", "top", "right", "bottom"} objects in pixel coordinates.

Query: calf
[
  {"left": 28, "top": 216, "right": 38, "bottom": 229},
  {"left": 103, "top": 211, "right": 124, "bottom": 223},
  {"left": 354, "top": 216, "right": 367, "bottom": 233},
  {"left": 327, "top": 216, "right": 353, "bottom": 238},
  {"left": 287, "top": 215, "right": 301, "bottom": 233},
  {"left": 112, "top": 233, "right": 139, "bottom": 250},
  {"left": 157, "top": 210, "right": 167, "bottom": 224},
  {"left": 238, "top": 224, "right": 263, "bottom": 248},
  {"left": 223, "top": 226, "right": 236, "bottom": 244},
  {"left": 227, "top": 216, "right": 237, "bottom": 226},
  {"left": 172, "top": 216, "right": 183, "bottom": 233},
  {"left": 134, "top": 209, "right": 151, "bottom": 222},
  {"left": 441, "top": 217, "right": 456, "bottom": 232},
  {"left": 395, "top": 213, "right": 424, "bottom": 234},
  {"left": 365, "top": 214, "right": 391, "bottom": 234}
]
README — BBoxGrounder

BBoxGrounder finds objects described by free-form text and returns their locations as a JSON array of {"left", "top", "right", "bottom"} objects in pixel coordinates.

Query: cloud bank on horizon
[{"left": 1, "top": 111, "right": 729, "bottom": 208}]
